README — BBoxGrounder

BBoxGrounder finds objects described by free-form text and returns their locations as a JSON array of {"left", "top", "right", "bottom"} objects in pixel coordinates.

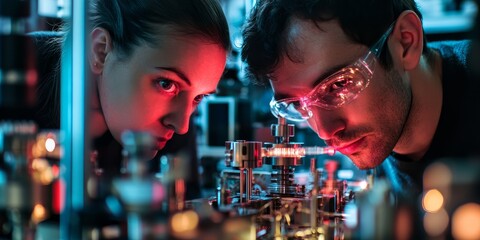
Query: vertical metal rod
[
  {"left": 246, "top": 168, "right": 253, "bottom": 202},
  {"left": 311, "top": 170, "right": 319, "bottom": 231},
  {"left": 239, "top": 168, "right": 245, "bottom": 203},
  {"left": 366, "top": 168, "right": 375, "bottom": 189},
  {"left": 10, "top": 211, "right": 27, "bottom": 240},
  {"left": 217, "top": 175, "right": 224, "bottom": 207},
  {"left": 310, "top": 158, "right": 316, "bottom": 174},
  {"left": 175, "top": 179, "right": 185, "bottom": 211},
  {"left": 128, "top": 213, "right": 142, "bottom": 240},
  {"left": 60, "top": 0, "right": 91, "bottom": 238}
]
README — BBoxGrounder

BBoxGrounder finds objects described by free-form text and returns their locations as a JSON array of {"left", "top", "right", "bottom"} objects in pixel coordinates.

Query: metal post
[
  {"left": 60, "top": 0, "right": 91, "bottom": 238},
  {"left": 239, "top": 168, "right": 245, "bottom": 203},
  {"left": 246, "top": 168, "right": 253, "bottom": 202}
]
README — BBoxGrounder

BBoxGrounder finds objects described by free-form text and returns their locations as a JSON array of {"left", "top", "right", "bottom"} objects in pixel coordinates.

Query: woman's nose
[{"left": 163, "top": 98, "right": 194, "bottom": 135}]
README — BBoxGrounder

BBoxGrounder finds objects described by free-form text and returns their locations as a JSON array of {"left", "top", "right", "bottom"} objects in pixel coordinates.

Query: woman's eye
[
  {"left": 193, "top": 94, "right": 208, "bottom": 105},
  {"left": 155, "top": 79, "right": 178, "bottom": 94}
]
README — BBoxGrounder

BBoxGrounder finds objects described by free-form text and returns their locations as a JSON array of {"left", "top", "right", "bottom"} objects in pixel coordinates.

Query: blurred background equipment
[
  {"left": 1, "top": 0, "right": 42, "bottom": 239},
  {"left": 0, "top": 0, "right": 479, "bottom": 239}
]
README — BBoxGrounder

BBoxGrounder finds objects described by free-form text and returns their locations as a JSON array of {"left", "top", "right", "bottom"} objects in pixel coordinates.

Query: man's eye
[
  {"left": 155, "top": 79, "right": 178, "bottom": 94},
  {"left": 291, "top": 101, "right": 303, "bottom": 108},
  {"left": 330, "top": 79, "right": 348, "bottom": 91}
]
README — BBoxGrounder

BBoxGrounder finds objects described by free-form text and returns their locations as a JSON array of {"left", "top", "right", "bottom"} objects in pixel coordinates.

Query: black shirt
[{"left": 379, "top": 40, "right": 480, "bottom": 197}]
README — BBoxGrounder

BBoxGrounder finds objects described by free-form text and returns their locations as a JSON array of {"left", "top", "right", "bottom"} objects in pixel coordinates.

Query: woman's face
[{"left": 97, "top": 31, "right": 227, "bottom": 150}]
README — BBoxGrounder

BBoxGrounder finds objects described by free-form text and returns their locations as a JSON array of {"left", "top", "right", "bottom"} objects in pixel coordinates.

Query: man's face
[{"left": 270, "top": 18, "right": 411, "bottom": 169}]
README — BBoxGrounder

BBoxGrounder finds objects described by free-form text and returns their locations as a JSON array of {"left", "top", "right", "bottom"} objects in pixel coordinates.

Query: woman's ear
[
  {"left": 90, "top": 27, "right": 113, "bottom": 74},
  {"left": 389, "top": 10, "right": 424, "bottom": 71}
]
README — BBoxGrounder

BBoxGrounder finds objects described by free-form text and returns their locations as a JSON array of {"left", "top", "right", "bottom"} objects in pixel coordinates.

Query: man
[{"left": 241, "top": 0, "right": 480, "bottom": 197}]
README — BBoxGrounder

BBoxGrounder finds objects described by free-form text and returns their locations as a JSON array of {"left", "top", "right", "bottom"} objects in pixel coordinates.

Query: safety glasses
[{"left": 270, "top": 22, "right": 395, "bottom": 122}]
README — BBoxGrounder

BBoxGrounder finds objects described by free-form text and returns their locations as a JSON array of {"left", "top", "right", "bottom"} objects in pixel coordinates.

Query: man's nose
[{"left": 308, "top": 108, "right": 346, "bottom": 140}]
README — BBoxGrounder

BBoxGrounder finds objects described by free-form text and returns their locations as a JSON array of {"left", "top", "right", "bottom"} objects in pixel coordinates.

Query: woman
[{"left": 33, "top": 0, "right": 231, "bottom": 176}]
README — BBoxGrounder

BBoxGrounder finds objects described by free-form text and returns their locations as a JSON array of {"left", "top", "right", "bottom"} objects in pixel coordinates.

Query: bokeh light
[
  {"left": 31, "top": 204, "right": 47, "bottom": 223},
  {"left": 45, "top": 137, "right": 56, "bottom": 152},
  {"left": 423, "top": 162, "right": 452, "bottom": 189},
  {"left": 171, "top": 210, "right": 199, "bottom": 233},
  {"left": 359, "top": 180, "right": 368, "bottom": 190},
  {"left": 422, "top": 189, "right": 444, "bottom": 213},
  {"left": 452, "top": 203, "right": 480, "bottom": 240},
  {"left": 424, "top": 208, "right": 449, "bottom": 237}
]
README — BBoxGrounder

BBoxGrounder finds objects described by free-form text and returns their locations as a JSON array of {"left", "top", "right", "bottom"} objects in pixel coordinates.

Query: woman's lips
[{"left": 155, "top": 137, "right": 169, "bottom": 149}]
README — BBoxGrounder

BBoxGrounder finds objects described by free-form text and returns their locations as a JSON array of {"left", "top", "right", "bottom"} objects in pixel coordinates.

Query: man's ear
[
  {"left": 389, "top": 10, "right": 423, "bottom": 71},
  {"left": 90, "top": 27, "right": 113, "bottom": 74}
]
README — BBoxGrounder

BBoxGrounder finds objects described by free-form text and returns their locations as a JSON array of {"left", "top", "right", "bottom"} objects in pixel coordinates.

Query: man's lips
[{"left": 330, "top": 137, "right": 366, "bottom": 154}]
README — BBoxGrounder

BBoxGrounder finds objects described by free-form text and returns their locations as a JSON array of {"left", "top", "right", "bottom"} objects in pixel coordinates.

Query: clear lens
[
  {"left": 310, "top": 63, "right": 371, "bottom": 108},
  {"left": 270, "top": 62, "right": 372, "bottom": 121},
  {"left": 269, "top": 22, "right": 393, "bottom": 122},
  {"left": 270, "top": 98, "right": 312, "bottom": 121}
]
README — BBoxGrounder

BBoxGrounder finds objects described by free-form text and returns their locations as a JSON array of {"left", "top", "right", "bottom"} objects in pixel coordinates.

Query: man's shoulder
[
  {"left": 428, "top": 39, "right": 471, "bottom": 59},
  {"left": 428, "top": 40, "right": 475, "bottom": 83},
  {"left": 427, "top": 39, "right": 471, "bottom": 50}
]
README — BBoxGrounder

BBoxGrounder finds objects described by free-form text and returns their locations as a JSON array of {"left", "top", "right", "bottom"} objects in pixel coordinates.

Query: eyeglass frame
[{"left": 269, "top": 22, "right": 396, "bottom": 122}]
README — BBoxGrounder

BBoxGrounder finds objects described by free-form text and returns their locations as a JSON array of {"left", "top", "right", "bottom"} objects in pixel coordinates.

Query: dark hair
[
  {"left": 90, "top": 0, "right": 231, "bottom": 59},
  {"left": 34, "top": 0, "right": 231, "bottom": 129},
  {"left": 241, "top": 0, "right": 430, "bottom": 84}
]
